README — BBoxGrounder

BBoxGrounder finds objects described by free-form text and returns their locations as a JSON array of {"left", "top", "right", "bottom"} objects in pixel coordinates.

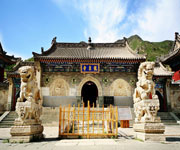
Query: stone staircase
[
  {"left": 73, "top": 110, "right": 105, "bottom": 134},
  {"left": 41, "top": 107, "right": 59, "bottom": 126},
  {"left": 157, "top": 112, "right": 178, "bottom": 125},
  {"left": 175, "top": 113, "right": 180, "bottom": 119},
  {"left": 0, "top": 111, "right": 18, "bottom": 128}
]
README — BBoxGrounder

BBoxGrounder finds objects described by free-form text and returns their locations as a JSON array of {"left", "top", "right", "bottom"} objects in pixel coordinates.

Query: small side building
[
  {"left": 160, "top": 32, "right": 180, "bottom": 112},
  {"left": 153, "top": 62, "right": 173, "bottom": 112},
  {"left": 0, "top": 42, "right": 19, "bottom": 114}
]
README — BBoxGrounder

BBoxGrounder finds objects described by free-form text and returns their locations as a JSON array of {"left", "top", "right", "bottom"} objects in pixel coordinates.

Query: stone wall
[
  {"left": 41, "top": 72, "right": 136, "bottom": 107},
  {"left": 0, "top": 84, "right": 8, "bottom": 114},
  {"left": 170, "top": 84, "right": 180, "bottom": 112}
]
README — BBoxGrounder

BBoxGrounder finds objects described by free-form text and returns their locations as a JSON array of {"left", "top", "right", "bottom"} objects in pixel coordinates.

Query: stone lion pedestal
[
  {"left": 133, "top": 62, "right": 165, "bottom": 141},
  {"left": 10, "top": 66, "right": 44, "bottom": 143},
  {"left": 10, "top": 102, "right": 44, "bottom": 143},
  {"left": 133, "top": 99, "right": 165, "bottom": 141}
]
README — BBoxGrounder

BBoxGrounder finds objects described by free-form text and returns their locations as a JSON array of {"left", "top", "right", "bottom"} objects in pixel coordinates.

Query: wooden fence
[{"left": 59, "top": 101, "right": 118, "bottom": 139}]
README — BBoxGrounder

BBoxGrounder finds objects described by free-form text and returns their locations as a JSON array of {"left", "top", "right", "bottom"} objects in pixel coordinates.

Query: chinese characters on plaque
[{"left": 80, "top": 63, "right": 100, "bottom": 74}]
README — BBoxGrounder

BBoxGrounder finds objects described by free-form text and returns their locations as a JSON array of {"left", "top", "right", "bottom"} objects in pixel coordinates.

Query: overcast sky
[{"left": 0, "top": 0, "right": 180, "bottom": 59}]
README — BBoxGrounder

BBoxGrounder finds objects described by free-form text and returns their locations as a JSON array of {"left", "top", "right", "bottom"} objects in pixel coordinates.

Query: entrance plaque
[{"left": 80, "top": 63, "right": 100, "bottom": 74}]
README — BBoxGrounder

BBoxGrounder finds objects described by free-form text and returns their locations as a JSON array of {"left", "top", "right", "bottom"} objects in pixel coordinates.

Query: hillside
[{"left": 127, "top": 35, "right": 173, "bottom": 61}]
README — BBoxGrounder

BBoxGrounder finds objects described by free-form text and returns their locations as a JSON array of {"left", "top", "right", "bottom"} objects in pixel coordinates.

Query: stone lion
[
  {"left": 16, "top": 66, "right": 42, "bottom": 123},
  {"left": 17, "top": 66, "right": 40, "bottom": 103},
  {"left": 133, "top": 62, "right": 159, "bottom": 122},
  {"left": 133, "top": 62, "right": 158, "bottom": 103}
]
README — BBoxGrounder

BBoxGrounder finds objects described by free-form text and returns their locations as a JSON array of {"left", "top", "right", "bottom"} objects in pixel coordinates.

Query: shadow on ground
[{"left": 166, "top": 137, "right": 180, "bottom": 142}]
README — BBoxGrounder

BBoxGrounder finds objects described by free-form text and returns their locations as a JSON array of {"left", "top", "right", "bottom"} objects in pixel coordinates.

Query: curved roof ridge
[
  {"left": 125, "top": 40, "right": 146, "bottom": 59},
  {"left": 159, "top": 62, "right": 173, "bottom": 73}
]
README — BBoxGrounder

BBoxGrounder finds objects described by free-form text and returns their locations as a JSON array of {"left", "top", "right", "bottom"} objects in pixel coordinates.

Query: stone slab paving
[{"left": 0, "top": 125, "right": 180, "bottom": 150}]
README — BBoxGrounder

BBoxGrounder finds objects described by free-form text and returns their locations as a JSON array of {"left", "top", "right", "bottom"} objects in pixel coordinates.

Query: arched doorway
[{"left": 81, "top": 81, "right": 98, "bottom": 107}]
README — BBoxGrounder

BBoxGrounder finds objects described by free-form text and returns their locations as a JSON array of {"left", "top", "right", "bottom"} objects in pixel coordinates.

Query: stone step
[
  {"left": 0, "top": 120, "right": 14, "bottom": 124},
  {"left": 73, "top": 130, "right": 105, "bottom": 134},
  {"left": 0, "top": 111, "right": 17, "bottom": 128},
  {"left": 74, "top": 124, "right": 104, "bottom": 128},
  {"left": 157, "top": 112, "right": 178, "bottom": 125},
  {"left": 3, "top": 117, "right": 16, "bottom": 121},
  {"left": 0, "top": 124, "right": 13, "bottom": 128},
  {"left": 175, "top": 113, "right": 180, "bottom": 119},
  {"left": 163, "top": 122, "right": 179, "bottom": 125},
  {"left": 41, "top": 107, "right": 59, "bottom": 126}
]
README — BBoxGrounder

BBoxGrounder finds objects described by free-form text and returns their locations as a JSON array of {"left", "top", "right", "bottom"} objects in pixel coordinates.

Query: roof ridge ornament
[
  {"left": 175, "top": 32, "right": 179, "bottom": 40},
  {"left": 0, "top": 42, "right": 6, "bottom": 55},
  {"left": 87, "top": 37, "right": 93, "bottom": 50},
  {"left": 41, "top": 47, "right": 44, "bottom": 54},
  {"left": 174, "top": 32, "right": 180, "bottom": 51},
  {"left": 88, "top": 37, "right": 91, "bottom": 43},
  {"left": 51, "top": 37, "right": 57, "bottom": 45}
]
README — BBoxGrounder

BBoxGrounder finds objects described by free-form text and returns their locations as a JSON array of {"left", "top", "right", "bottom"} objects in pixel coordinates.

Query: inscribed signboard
[{"left": 80, "top": 63, "right": 100, "bottom": 74}]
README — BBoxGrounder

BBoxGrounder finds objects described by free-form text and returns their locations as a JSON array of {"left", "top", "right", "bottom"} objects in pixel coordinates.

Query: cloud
[
  {"left": 130, "top": 0, "right": 180, "bottom": 41},
  {"left": 52, "top": 0, "right": 180, "bottom": 42},
  {"left": 52, "top": 0, "right": 128, "bottom": 42},
  {"left": 76, "top": 0, "right": 128, "bottom": 42}
]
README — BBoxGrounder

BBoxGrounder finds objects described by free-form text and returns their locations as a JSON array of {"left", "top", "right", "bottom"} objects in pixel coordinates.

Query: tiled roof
[
  {"left": 160, "top": 32, "right": 180, "bottom": 63},
  {"left": 0, "top": 42, "right": 21, "bottom": 64},
  {"left": 33, "top": 38, "right": 146, "bottom": 60},
  {"left": 160, "top": 48, "right": 180, "bottom": 63},
  {"left": 153, "top": 62, "right": 173, "bottom": 77}
]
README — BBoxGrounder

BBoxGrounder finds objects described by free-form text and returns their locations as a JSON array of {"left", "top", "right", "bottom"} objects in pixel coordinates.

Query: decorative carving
[
  {"left": 110, "top": 79, "right": 131, "bottom": 96},
  {"left": 50, "top": 78, "right": 69, "bottom": 96},
  {"left": 102, "top": 77, "right": 109, "bottom": 86}
]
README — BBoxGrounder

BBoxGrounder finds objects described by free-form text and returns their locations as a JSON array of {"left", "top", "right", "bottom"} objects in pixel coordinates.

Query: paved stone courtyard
[{"left": 0, "top": 125, "right": 180, "bottom": 150}]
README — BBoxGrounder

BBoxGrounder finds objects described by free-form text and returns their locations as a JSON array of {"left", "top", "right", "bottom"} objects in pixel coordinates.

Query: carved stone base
[
  {"left": 133, "top": 123, "right": 165, "bottom": 133},
  {"left": 135, "top": 132, "right": 165, "bottom": 141},
  {"left": 134, "top": 99, "right": 160, "bottom": 123},
  {"left": 10, "top": 124, "right": 43, "bottom": 143},
  {"left": 134, "top": 123, "right": 165, "bottom": 141}
]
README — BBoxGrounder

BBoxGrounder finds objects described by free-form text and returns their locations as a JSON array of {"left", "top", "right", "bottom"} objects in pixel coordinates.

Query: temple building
[{"left": 30, "top": 37, "right": 146, "bottom": 108}]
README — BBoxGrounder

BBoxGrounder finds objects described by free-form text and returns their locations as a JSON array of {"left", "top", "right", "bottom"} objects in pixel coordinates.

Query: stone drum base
[{"left": 10, "top": 124, "right": 43, "bottom": 143}]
